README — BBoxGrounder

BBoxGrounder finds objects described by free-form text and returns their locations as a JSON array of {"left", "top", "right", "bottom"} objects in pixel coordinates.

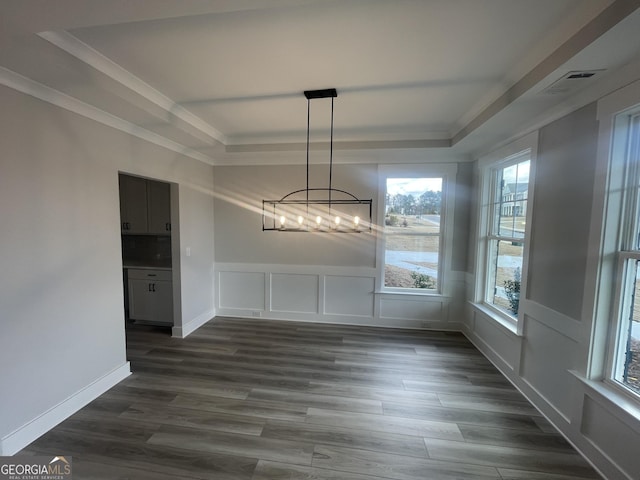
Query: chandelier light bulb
[
  {"left": 334, "top": 216, "right": 341, "bottom": 227},
  {"left": 316, "top": 215, "right": 322, "bottom": 226},
  {"left": 297, "top": 215, "right": 304, "bottom": 225},
  {"left": 354, "top": 216, "right": 360, "bottom": 226},
  {"left": 279, "top": 215, "right": 286, "bottom": 227}
]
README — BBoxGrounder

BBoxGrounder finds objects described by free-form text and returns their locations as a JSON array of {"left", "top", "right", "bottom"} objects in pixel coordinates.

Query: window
[
  {"left": 609, "top": 113, "right": 640, "bottom": 396},
  {"left": 384, "top": 177, "right": 442, "bottom": 290},
  {"left": 486, "top": 158, "right": 530, "bottom": 316},
  {"left": 377, "top": 164, "right": 456, "bottom": 295},
  {"left": 475, "top": 133, "right": 536, "bottom": 326}
]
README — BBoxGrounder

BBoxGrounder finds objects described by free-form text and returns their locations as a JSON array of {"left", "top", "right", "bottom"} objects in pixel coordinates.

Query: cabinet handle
[
  {"left": 152, "top": 283, "right": 156, "bottom": 292},
  {"left": 166, "top": 223, "right": 171, "bottom": 231},
  {"left": 148, "top": 283, "right": 152, "bottom": 292}
]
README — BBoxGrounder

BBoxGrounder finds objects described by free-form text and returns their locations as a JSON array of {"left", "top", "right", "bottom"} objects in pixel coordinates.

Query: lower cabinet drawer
[{"left": 128, "top": 268, "right": 172, "bottom": 281}]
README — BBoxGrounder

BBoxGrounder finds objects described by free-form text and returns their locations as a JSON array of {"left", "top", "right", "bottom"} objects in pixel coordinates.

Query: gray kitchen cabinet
[
  {"left": 119, "top": 174, "right": 149, "bottom": 234},
  {"left": 147, "top": 180, "right": 171, "bottom": 234},
  {"left": 119, "top": 174, "right": 171, "bottom": 235},
  {"left": 127, "top": 269, "right": 173, "bottom": 325}
]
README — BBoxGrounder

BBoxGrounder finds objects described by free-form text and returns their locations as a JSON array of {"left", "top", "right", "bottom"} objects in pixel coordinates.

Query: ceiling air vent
[{"left": 541, "top": 70, "right": 606, "bottom": 95}]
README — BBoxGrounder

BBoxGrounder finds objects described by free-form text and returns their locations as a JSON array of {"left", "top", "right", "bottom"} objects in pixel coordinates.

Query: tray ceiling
[{"left": 1, "top": 0, "right": 639, "bottom": 164}]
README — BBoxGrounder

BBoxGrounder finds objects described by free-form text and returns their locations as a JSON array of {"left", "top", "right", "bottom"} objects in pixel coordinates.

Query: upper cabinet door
[
  {"left": 119, "top": 174, "right": 148, "bottom": 234},
  {"left": 147, "top": 180, "right": 171, "bottom": 235}
]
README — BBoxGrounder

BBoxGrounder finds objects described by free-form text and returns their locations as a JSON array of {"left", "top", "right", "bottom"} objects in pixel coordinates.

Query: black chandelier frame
[{"left": 262, "top": 88, "right": 373, "bottom": 233}]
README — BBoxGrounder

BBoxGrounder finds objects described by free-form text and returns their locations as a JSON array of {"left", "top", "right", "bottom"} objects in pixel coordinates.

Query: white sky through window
[{"left": 387, "top": 178, "right": 442, "bottom": 196}]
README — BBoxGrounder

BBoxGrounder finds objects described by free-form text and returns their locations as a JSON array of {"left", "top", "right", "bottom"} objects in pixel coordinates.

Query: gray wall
[
  {"left": 214, "top": 161, "right": 472, "bottom": 272},
  {"left": 452, "top": 162, "right": 473, "bottom": 273},
  {"left": 214, "top": 163, "right": 378, "bottom": 267},
  {"left": 0, "top": 84, "right": 215, "bottom": 447},
  {"left": 527, "top": 102, "right": 599, "bottom": 320}
]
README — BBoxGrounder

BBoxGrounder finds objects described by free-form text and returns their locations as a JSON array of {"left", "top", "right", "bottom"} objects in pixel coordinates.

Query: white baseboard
[
  {"left": 0, "top": 362, "right": 131, "bottom": 455},
  {"left": 172, "top": 309, "right": 215, "bottom": 338}
]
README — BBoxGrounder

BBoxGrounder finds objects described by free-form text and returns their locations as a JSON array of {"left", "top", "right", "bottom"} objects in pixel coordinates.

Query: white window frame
[
  {"left": 589, "top": 81, "right": 640, "bottom": 403},
  {"left": 474, "top": 132, "right": 537, "bottom": 333},
  {"left": 376, "top": 163, "right": 457, "bottom": 297}
]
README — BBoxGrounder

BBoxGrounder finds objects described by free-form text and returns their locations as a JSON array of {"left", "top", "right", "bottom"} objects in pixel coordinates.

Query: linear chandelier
[{"left": 262, "top": 88, "right": 372, "bottom": 232}]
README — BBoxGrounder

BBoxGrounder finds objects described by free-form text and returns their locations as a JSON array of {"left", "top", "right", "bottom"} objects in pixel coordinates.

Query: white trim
[
  {"left": 38, "top": 30, "right": 227, "bottom": 146},
  {"left": 520, "top": 299, "right": 582, "bottom": 342},
  {"left": 0, "top": 67, "right": 214, "bottom": 165},
  {"left": 215, "top": 262, "right": 377, "bottom": 278},
  {"left": 172, "top": 309, "right": 215, "bottom": 338},
  {"left": 470, "top": 301, "right": 520, "bottom": 337},
  {"left": 0, "top": 363, "right": 131, "bottom": 455}
]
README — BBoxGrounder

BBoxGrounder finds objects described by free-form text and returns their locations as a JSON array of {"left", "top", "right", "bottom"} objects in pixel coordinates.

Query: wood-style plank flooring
[{"left": 21, "top": 318, "right": 602, "bottom": 479}]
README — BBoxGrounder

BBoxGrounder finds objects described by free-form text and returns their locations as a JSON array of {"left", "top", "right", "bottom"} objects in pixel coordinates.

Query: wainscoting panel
[
  {"left": 271, "top": 273, "right": 319, "bottom": 314},
  {"left": 519, "top": 313, "right": 579, "bottom": 420},
  {"left": 215, "top": 263, "right": 463, "bottom": 327},
  {"left": 468, "top": 307, "right": 521, "bottom": 372},
  {"left": 379, "top": 296, "right": 444, "bottom": 321},
  {"left": 324, "top": 275, "right": 375, "bottom": 317},
  {"left": 581, "top": 395, "right": 640, "bottom": 479},
  {"left": 218, "top": 271, "right": 266, "bottom": 311}
]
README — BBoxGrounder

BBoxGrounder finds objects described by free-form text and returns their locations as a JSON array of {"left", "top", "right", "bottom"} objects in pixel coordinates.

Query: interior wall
[
  {"left": 175, "top": 183, "right": 215, "bottom": 336},
  {"left": 213, "top": 160, "right": 470, "bottom": 329},
  {"left": 527, "top": 102, "right": 599, "bottom": 319},
  {"left": 465, "top": 100, "right": 640, "bottom": 480},
  {"left": 0, "top": 84, "right": 215, "bottom": 453},
  {"left": 214, "top": 163, "right": 378, "bottom": 266},
  {"left": 452, "top": 162, "right": 473, "bottom": 273}
]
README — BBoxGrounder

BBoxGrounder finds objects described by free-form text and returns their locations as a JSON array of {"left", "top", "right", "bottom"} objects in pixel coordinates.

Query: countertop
[{"left": 123, "top": 260, "right": 172, "bottom": 271}]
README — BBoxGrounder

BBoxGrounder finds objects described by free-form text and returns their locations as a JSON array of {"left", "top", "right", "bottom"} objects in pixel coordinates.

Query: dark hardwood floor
[{"left": 21, "top": 317, "right": 602, "bottom": 479}]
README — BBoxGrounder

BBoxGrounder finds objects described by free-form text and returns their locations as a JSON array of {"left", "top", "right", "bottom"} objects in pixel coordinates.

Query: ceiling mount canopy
[{"left": 262, "top": 88, "right": 372, "bottom": 233}]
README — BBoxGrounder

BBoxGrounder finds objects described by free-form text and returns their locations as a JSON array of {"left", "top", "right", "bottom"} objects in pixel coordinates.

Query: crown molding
[
  {"left": 0, "top": 66, "right": 215, "bottom": 165},
  {"left": 38, "top": 30, "right": 227, "bottom": 145}
]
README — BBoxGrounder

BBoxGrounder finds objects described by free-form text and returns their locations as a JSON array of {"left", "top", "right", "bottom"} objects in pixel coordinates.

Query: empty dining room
[{"left": 2, "top": 1, "right": 640, "bottom": 479}]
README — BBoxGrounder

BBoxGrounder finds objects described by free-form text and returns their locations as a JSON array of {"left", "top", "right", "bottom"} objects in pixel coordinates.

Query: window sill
[
  {"left": 470, "top": 301, "right": 521, "bottom": 336},
  {"left": 376, "top": 289, "right": 450, "bottom": 299},
  {"left": 571, "top": 372, "right": 640, "bottom": 432}
]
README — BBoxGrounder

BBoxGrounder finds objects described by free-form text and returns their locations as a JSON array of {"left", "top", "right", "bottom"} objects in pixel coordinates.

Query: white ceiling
[{"left": 1, "top": 0, "right": 639, "bottom": 164}]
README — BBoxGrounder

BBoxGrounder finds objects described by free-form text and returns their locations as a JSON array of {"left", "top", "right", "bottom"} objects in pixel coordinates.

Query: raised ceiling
[{"left": 1, "top": 0, "right": 639, "bottom": 164}]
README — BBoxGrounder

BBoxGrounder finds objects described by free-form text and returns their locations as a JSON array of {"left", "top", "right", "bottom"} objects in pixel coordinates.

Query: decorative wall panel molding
[{"left": 215, "top": 263, "right": 462, "bottom": 328}]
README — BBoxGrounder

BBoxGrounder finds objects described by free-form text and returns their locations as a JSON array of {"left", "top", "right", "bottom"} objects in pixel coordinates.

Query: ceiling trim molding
[
  {"left": 38, "top": 30, "right": 228, "bottom": 145},
  {"left": 452, "top": 0, "right": 640, "bottom": 145},
  {"left": 0, "top": 66, "right": 214, "bottom": 165},
  {"left": 225, "top": 138, "right": 451, "bottom": 153}
]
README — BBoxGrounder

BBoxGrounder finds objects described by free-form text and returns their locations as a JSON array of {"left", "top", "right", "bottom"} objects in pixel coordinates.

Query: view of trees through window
[{"left": 384, "top": 177, "right": 442, "bottom": 290}]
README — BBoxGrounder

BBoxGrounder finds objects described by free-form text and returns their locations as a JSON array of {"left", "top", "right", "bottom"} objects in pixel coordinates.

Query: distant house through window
[
  {"left": 486, "top": 159, "right": 530, "bottom": 316},
  {"left": 475, "top": 133, "right": 537, "bottom": 328}
]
